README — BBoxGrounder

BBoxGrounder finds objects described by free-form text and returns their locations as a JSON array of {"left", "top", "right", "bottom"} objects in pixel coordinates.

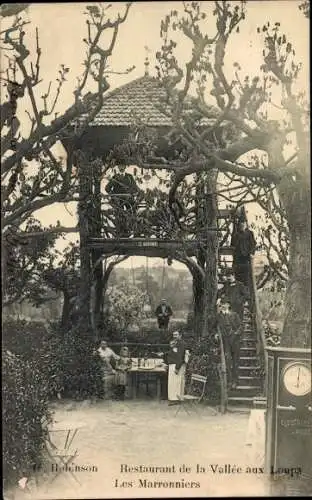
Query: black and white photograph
[{"left": 1, "top": 1, "right": 311, "bottom": 498}]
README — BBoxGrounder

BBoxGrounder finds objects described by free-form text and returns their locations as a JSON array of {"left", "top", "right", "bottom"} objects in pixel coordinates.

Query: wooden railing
[
  {"left": 107, "top": 342, "right": 170, "bottom": 359},
  {"left": 249, "top": 256, "right": 268, "bottom": 396}
]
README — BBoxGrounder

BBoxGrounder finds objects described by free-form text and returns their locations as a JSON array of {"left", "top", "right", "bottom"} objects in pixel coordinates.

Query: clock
[{"left": 282, "top": 362, "right": 311, "bottom": 396}]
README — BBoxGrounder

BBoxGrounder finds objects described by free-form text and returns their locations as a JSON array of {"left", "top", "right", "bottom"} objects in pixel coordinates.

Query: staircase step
[
  {"left": 239, "top": 366, "right": 261, "bottom": 371},
  {"left": 239, "top": 359, "right": 259, "bottom": 368},
  {"left": 239, "top": 375, "right": 261, "bottom": 382},
  {"left": 236, "top": 385, "right": 261, "bottom": 390},
  {"left": 241, "top": 339, "right": 257, "bottom": 347},
  {"left": 226, "top": 405, "right": 251, "bottom": 413},
  {"left": 230, "top": 386, "right": 261, "bottom": 395},
  {"left": 240, "top": 351, "right": 257, "bottom": 358},
  {"left": 229, "top": 387, "right": 262, "bottom": 398},
  {"left": 228, "top": 396, "right": 255, "bottom": 407}
]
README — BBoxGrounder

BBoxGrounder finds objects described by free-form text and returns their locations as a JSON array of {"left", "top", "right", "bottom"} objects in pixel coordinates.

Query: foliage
[
  {"left": 258, "top": 284, "right": 286, "bottom": 322},
  {"left": 3, "top": 218, "right": 60, "bottom": 305},
  {"left": 105, "top": 282, "right": 148, "bottom": 334},
  {"left": 2, "top": 319, "right": 104, "bottom": 399},
  {"left": 49, "top": 326, "right": 104, "bottom": 399},
  {"left": 185, "top": 336, "right": 221, "bottom": 402},
  {"left": 110, "top": 265, "right": 193, "bottom": 313},
  {"left": 144, "top": 1, "right": 310, "bottom": 347},
  {"left": 1, "top": 3, "right": 131, "bottom": 303},
  {"left": 251, "top": 196, "right": 289, "bottom": 287},
  {"left": 2, "top": 350, "right": 51, "bottom": 485},
  {"left": 263, "top": 320, "right": 281, "bottom": 347},
  {"left": 299, "top": 1, "right": 310, "bottom": 18},
  {"left": 42, "top": 241, "right": 81, "bottom": 328}
]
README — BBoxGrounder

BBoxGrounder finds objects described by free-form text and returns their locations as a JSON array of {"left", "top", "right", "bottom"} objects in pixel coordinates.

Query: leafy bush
[
  {"left": 2, "top": 321, "right": 104, "bottom": 486},
  {"left": 185, "top": 336, "right": 221, "bottom": 402},
  {"left": 2, "top": 350, "right": 51, "bottom": 486},
  {"left": 50, "top": 326, "right": 104, "bottom": 399},
  {"left": 258, "top": 285, "right": 285, "bottom": 322},
  {"left": 2, "top": 320, "right": 104, "bottom": 399},
  {"left": 263, "top": 319, "right": 282, "bottom": 346},
  {"left": 105, "top": 283, "right": 147, "bottom": 333}
]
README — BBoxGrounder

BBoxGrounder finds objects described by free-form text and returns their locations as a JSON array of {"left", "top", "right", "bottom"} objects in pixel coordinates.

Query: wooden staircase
[
  {"left": 217, "top": 207, "right": 265, "bottom": 409},
  {"left": 227, "top": 303, "right": 262, "bottom": 408}
]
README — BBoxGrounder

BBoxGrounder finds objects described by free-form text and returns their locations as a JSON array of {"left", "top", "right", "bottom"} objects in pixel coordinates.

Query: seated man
[{"left": 155, "top": 298, "right": 173, "bottom": 330}]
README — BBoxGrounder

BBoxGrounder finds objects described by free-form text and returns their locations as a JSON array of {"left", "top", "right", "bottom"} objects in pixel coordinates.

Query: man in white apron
[{"left": 166, "top": 331, "right": 187, "bottom": 405}]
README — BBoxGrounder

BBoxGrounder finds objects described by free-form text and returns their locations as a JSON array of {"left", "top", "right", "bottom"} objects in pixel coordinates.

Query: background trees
[
  {"left": 1, "top": 3, "right": 131, "bottom": 305},
  {"left": 138, "top": 1, "right": 310, "bottom": 347}
]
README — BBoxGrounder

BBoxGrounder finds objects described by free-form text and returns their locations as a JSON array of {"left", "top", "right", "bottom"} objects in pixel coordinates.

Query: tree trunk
[
  {"left": 1, "top": 235, "right": 8, "bottom": 300},
  {"left": 91, "top": 251, "right": 105, "bottom": 341},
  {"left": 91, "top": 160, "right": 104, "bottom": 341},
  {"left": 201, "top": 170, "right": 219, "bottom": 337},
  {"left": 60, "top": 289, "right": 71, "bottom": 329},
  {"left": 278, "top": 177, "right": 311, "bottom": 347},
  {"left": 77, "top": 151, "right": 92, "bottom": 333},
  {"left": 192, "top": 272, "right": 205, "bottom": 337}
]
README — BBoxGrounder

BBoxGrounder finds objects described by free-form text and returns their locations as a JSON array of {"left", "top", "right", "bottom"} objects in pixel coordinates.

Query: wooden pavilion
[
  {"left": 61, "top": 69, "right": 244, "bottom": 333},
  {"left": 60, "top": 68, "right": 265, "bottom": 407}
]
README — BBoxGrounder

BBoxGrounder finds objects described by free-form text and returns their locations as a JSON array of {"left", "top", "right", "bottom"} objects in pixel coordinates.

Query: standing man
[
  {"left": 219, "top": 274, "right": 249, "bottom": 320},
  {"left": 231, "top": 220, "right": 256, "bottom": 291},
  {"left": 165, "top": 331, "right": 187, "bottom": 405},
  {"left": 217, "top": 302, "right": 242, "bottom": 389},
  {"left": 155, "top": 298, "right": 173, "bottom": 330}
]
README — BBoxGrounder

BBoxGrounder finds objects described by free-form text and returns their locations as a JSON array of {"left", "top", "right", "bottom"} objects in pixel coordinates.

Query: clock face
[{"left": 282, "top": 362, "right": 311, "bottom": 396}]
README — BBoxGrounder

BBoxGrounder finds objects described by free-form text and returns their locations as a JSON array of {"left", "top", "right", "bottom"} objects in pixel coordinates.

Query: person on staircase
[
  {"left": 231, "top": 220, "right": 256, "bottom": 298},
  {"left": 155, "top": 298, "right": 173, "bottom": 330},
  {"left": 217, "top": 302, "right": 242, "bottom": 390},
  {"left": 219, "top": 273, "right": 249, "bottom": 320}
]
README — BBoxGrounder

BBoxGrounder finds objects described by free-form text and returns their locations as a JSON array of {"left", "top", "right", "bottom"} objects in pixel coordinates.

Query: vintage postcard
[{"left": 2, "top": 1, "right": 311, "bottom": 499}]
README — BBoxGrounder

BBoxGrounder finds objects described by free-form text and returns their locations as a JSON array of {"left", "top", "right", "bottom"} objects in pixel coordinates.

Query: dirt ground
[{"left": 7, "top": 399, "right": 269, "bottom": 499}]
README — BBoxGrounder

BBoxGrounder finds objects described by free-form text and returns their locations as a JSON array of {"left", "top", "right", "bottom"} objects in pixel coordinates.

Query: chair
[
  {"left": 175, "top": 374, "right": 218, "bottom": 416},
  {"left": 44, "top": 427, "right": 81, "bottom": 487}
]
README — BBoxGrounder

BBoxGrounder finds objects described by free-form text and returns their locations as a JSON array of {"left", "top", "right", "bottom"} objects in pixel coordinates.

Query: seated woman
[
  {"left": 114, "top": 346, "right": 132, "bottom": 400},
  {"left": 97, "top": 340, "right": 120, "bottom": 399}
]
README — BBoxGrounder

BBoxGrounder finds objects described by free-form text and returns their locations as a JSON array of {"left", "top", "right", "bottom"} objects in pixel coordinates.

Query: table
[{"left": 128, "top": 359, "right": 167, "bottom": 400}]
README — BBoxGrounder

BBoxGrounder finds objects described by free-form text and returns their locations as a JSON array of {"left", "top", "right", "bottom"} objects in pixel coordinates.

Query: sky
[{"left": 1, "top": 1, "right": 309, "bottom": 270}]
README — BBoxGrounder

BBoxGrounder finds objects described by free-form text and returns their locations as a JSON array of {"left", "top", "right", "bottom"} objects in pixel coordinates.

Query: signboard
[{"left": 265, "top": 347, "right": 312, "bottom": 493}]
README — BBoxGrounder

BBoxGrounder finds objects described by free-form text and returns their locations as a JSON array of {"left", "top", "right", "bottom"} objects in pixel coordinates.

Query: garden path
[{"left": 8, "top": 400, "right": 269, "bottom": 499}]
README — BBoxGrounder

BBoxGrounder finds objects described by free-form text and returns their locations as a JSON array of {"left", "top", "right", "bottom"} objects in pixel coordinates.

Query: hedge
[{"left": 2, "top": 350, "right": 51, "bottom": 485}]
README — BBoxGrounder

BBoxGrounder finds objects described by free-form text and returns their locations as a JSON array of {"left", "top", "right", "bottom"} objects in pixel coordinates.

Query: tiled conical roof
[{"left": 88, "top": 74, "right": 218, "bottom": 128}]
